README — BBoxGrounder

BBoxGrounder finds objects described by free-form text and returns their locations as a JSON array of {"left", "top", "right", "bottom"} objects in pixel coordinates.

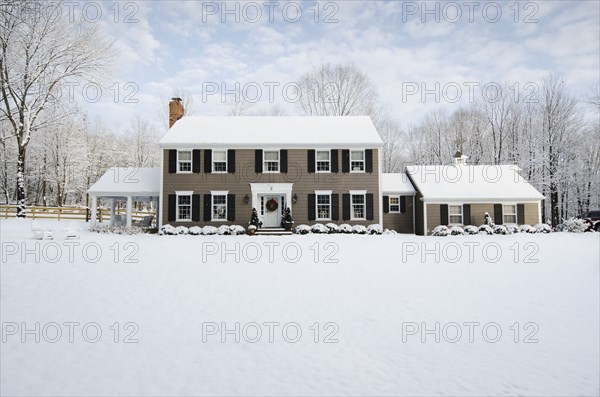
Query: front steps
[{"left": 254, "top": 227, "right": 293, "bottom": 236}]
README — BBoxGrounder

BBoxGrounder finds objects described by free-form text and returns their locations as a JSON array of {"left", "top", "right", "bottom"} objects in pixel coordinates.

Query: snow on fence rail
[{"left": 0, "top": 205, "right": 155, "bottom": 222}]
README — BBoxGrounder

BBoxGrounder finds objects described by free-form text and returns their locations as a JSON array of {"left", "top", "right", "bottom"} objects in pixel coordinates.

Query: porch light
[
  {"left": 244, "top": 194, "right": 250, "bottom": 204},
  {"left": 292, "top": 194, "right": 298, "bottom": 204}
]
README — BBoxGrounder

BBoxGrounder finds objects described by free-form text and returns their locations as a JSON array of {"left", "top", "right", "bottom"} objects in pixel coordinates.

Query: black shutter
[
  {"left": 463, "top": 204, "right": 471, "bottom": 225},
  {"left": 192, "top": 194, "right": 200, "bottom": 221},
  {"left": 168, "top": 150, "right": 177, "bottom": 173},
  {"left": 366, "top": 194, "right": 374, "bottom": 220},
  {"left": 227, "top": 150, "right": 236, "bottom": 173},
  {"left": 203, "top": 194, "right": 211, "bottom": 221},
  {"left": 365, "top": 149, "right": 373, "bottom": 173},
  {"left": 308, "top": 194, "right": 316, "bottom": 221},
  {"left": 331, "top": 150, "right": 339, "bottom": 173},
  {"left": 541, "top": 199, "right": 546, "bottom": 223},
  {"left": 440, "top": 204, "right": 449, "bottom": 226},
  {"left": 342, "top": 150, "right": 350, "bottom": 173},
  {"left": 383, "top": 195, "right": 390, "bottom": 213},
  {"left": 400, "top": 196, "right": 406, "bottom": 214},
  {"left": 204, "top": 149, "right": 212, "bottom": 173},
  {"left": 192, "top": 150, "right": 201, "bottom": 173},
  {"left": 342, "top": 194, "right": 351, "bottom": 220},
  {"left": 168, "top": 194, "right": 176, "bottom": 222},
  {"left": 307, "top": 150, "right": 315, "bottom": 173},
  {"left": 517, "top": 204, "right": 525, "bottom": 224},
  {"left": 494, "top": 204, "right": 503, "bottom": 225},
  {"left": 227, "top": 194, "right": 235, "bottom": 221},
  {"left": 331, "top": 194, "right": 339, "bottom": 220},
  {"left": 255, "top": 150, "right": 263, "bottom": 173},
  {"left": 280, "top": 150, "right": 288, "bottom": 173}
]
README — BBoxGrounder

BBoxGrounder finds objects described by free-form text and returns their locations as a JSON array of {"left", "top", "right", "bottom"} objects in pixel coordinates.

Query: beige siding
[
  {"left": 470, "top": 204, "right": 494, "bottom": 226},
  {"left": 382, "top": 196, "right": 414, "bottom": 233},
  {"left": 426, "top": 204, "right": 441, "bottom": 235},
  {"left": 523, "top": 203, "right": 540, "bottom": 225},
  {"left": 162, "top": 148, "right": 380, "bottom": 227}
]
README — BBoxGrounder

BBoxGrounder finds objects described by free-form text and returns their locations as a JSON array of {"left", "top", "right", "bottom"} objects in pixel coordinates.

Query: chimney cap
[{"left": 171, "top": 97, "right": 182, "bottom": 102}]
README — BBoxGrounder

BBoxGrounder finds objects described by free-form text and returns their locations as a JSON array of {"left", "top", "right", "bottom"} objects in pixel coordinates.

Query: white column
[
  {"left": 90, "top": 196, "right": 98, "bottom": 225},
  {"left": 126, "top": 196, "right": 133, "bottom": 227},
  {"left": 110, "top": 199, "right": 116, "bottom": 226}
]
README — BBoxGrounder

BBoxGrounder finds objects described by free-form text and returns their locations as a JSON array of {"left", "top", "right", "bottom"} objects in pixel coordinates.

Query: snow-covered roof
[
  {"left": 158, "top": 116, "right": 383, "bottom": 148},
  {"left": 88, "top": 168, "right": 160, "bottom": 197},
  {"left": 406, "top": 164, "right": 544, "bottom": 202},
  {"left": 382, "top": 173, "right": 416, "bottom": 194}
]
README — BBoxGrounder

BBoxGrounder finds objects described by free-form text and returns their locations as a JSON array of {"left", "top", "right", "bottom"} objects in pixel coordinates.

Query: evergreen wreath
[{"left": 266, "top": 198, "right": 278, "bottom": 212}]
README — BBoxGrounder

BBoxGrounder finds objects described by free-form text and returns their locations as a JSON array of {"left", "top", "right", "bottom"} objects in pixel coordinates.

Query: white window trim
[
  {"left": 177, "top": 150, "right": 192, "bottom": 174},
  {"left": 389, "top": 195, "right": 401, "bottom": 213},
  {"left": 503, "top": 204, "right": 518, "bottom": 224},
  {"left": 263, "top": 149, "right": 280, "bottom": 174},
  {"left": 350, "top": 190, "right": 367, "bottom": 221},
  {"left": 315, "top": 190, "right": 333, "bottom": 221},
  {"left": 448, "top": 204, "right": 463, "bottom": 225},
  {"left": 211, "top": 149, "right": 228, "bottom": 174},
  {"left": 315, "top": 149, "right": 331, "bottom": 173},
  {"left": 350, "top": 149, "right": 366, "bottom": 173},
  {"left": 175, "top": 190, "right": 193, "bottom": 222},
  {"left": 211, "top": 190, "right": 229, "bottom": 222}
]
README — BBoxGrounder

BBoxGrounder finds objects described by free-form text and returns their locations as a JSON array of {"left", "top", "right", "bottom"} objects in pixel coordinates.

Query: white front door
[{"left": 262, "top": 195, "right": 281, "bottom": 227}]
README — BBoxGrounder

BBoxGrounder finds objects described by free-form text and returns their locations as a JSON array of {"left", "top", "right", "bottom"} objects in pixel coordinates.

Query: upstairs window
[
  {"left": 350, "top": 150, "right": 365, "bottom": 172},
  {"left": 212, "top": 150, "right": 227, "bottom": 173},
  {"left": 316, "top": 150, "right": 330, "bottom": 172},
  {"left": 178, "top": 151, "right": 192, "bottom": 173},
  {"left": 264, "top": 150, "right": 280, "bottom": 172}
]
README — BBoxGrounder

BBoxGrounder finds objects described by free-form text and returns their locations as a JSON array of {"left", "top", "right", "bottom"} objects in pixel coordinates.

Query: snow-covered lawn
[{"left": 1, "top": 219, "right": 599, "bottom": 396}]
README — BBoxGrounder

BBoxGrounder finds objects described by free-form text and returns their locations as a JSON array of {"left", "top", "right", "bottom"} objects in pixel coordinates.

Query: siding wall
[
  {"left": 382, "top": 196, "right": 414, "bottom": 233},
  {"left": 426, "top": 204, "right": 441, "bottom": 235},
  {"left": 162, "top": 148, "right": 380, "bottom": 227}
]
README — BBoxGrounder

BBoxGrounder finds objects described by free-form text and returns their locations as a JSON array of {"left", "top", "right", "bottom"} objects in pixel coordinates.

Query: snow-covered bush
[
  {"left": 159, "top": 224, "right": 176, "bottom": 235},
  {"left": 519, "top": 224, "right": 534, "bottom": 233},
  {"left": 505, "top": 224, "right": 520, "bottom": 234},
  {"left": 325, "top": 223, "right": 339, "bottom": 234},
  {"left": 311, "top": 224, "right": 329, "bottom": 234},
  {"left": 248, "top": 225, "right": 257, "bottom": 232},
  {"left": 91, "top": 224, "right": 144, "bottom": 235},
  {"left": 217, "top": 225, "right": 231, "bottom": 235},
  {"left": 367, "top": 224, "right": 383, "bottom": 235},
  {"left": 463, "top": 225, "right": 479, "bottom": 235},
  {"left": 383, "top": 229, "right": 397, "bottom": 235},
  {"left": 338, "top": 224, "right": 353, "bottom": 234},
  {"left": 534, "top": 223, "right": 552, "bottom": 234},
  {"left": 295, "top": 224, "right": 311, "bottom": 235},
  {"left": 352, "top": 225, "right": 368, "bottom": 235},
  {"left": 432, "top": 225, "right": 449, "bottom": 236},
  {"left": 174, "top": 226, "right": 189, "bottom": 235},
  {"left": 493, "top": 225, "right": 507, "bottom": 235},
  {"left": 450, "top": 225, "right": 464, "bottom": 235},
  {"left": 188, "top": 226, "right": 203, "bottom": 236},
  {"left": 229, "top": 225, "right": 246, "bottom": 235},
  {"left": 478, "top": 225, "right": 493, "bottom": 235},
  {"left": 557, "top": 218, "right": 588, "bottom": 233},
  {"left": 202, "top": 226, "right": 218, "bottom": 235}
]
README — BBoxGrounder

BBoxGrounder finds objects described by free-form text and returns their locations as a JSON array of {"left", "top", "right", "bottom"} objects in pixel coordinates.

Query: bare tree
[
  {"left": 126, "top": 114, "right": 159, "bottom": 167},
  {"left": 0, "top": 1, "right": 114, "bottom": 216}
]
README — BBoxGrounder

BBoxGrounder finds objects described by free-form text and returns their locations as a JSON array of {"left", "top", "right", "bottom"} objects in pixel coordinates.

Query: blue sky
[{"left": 77, "top": 0, "right": 599, "bottom": 132}]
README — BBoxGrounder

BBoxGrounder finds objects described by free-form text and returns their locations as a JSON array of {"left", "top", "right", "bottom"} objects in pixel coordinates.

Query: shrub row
[
  {"left": 432, "top": 224, "right": 553, "bottom": 236},
  {"left": 294, "top": 223, "right": 396, "bottom": 235},
  {"left": 89, "top": 224, "right": 145, "bottom": 235},
  {"left": 160, "top": 224, "right": 246, "bottom": 236}
]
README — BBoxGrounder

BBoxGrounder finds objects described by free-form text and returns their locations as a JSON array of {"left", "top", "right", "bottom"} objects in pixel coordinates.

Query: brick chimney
[{"left": 169, "top": 97, "right": 184, "bottom": 128}]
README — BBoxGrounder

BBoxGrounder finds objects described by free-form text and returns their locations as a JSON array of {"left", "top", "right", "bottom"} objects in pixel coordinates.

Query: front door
[{"left": 262, "top": 195, "right": 281, "bottom": 227}]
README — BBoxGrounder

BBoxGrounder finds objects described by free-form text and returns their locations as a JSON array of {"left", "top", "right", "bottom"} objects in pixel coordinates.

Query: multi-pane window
[
  {"left": 280, "top": 195, "right": 286, "bottom": 216},
  {"left": 316, "top": 150, "right": 330, "bottom": 172},
  {"left": 264, "top": 150, "right": 279, "bottom": 172},
  {"left": 389, "top": 196, "right": 400, "bottom": 212},
  {"left": 212, "top": 195, "right": 227, "bottom": 220},
  {"left": 316, "top": 194, "right": 331, "bottom": 220},
  {"left": 351, "top": 194, "right": 365, "bottom": 220},
  {"left": 449, "top": 205, "right": 462, "bottom": 224},
  {"left": 213, "top": 150, "right": 227, "bottom": 173},
  {"left": 503, "top": 205, "right": 517, "bottom": 224},
  {"left": 177, "top": 195, "right": 192, "bottom": 221},
  {"left": 178, "top": 151, "right": 192, "bottom": 173},
  {"left": 350, "top": 150, "right": 365, "bottom": 172}
]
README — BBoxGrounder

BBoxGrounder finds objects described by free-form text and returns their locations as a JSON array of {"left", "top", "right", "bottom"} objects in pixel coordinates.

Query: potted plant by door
[
  {"left": 248, "top": 207, "right": 262, "bottom": 235},
  {"left": 281, "top": 207, "right": 294, "bottom": 231}
]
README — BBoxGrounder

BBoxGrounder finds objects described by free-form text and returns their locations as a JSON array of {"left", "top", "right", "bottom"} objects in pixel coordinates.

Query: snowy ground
[{"left": 1, "top": 219, "right": 599, "bottom": 396}]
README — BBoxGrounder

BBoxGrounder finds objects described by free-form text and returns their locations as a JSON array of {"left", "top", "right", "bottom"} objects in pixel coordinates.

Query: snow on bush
[
  {"left": 90, "top": 224, "right": 144, "bottom": 235},
  {"left": 519, "top": 224, "right": 534, "bottom": 233},
  {"left": 217, "top": 225, "right": 231, "bottom": 235},
  {"left": 295, "top": 224, "right": 311, "bottom": 235},
  {"left": 450, "top": 225, "right": 464, "bottom": 235},
  {"left": 464, "top": 225, "right": 479, "bottom": 235},
  {"left": 383, "top": 229, "right": 397, "bottom": 235},
  {"left": 432, "top": 225, "right": 449, "bottom": 236},
  {"left": 478, "top": 225, "right": 493, "bottom": 235},
  {"left": 505, "top": 224, "right": 520, "bottom": 234},
  {"left": 493, "top": 225, "right": 507, "bottom": 235},
  {"left": 352, "top": 225, "right": 368, "bottom": 235},
  {"left": 535, "top": 223, "right": 552, "bottom": 234},
  {"left": 325, "top": 223, "right": 339, "bottom": 234},
  {"left": 159, "top": 224, "right": 176, "bottom": 235},
  {"left": 229, "top": 225, "right": 246, "bottom": 235},
  {"left": 557, "top": 218, "right": 588, "bottom": 233},
  {"left": 367, "top": 224, "right": 383, "bottom": 235},
  {"left": 311, "top": 224, "right": 329, "bottom": 234},
  {"left": 174, "top": 226, "right": 189, "bottom": 235},
  {"left": 202, "top": 226, "right": 218, "bottom": 235},
  {"left": 188, "top": 226, "right": 203, "bottom": 236},
  {"left": 338, "top": 224, "right": 353, "bottom": 234}
]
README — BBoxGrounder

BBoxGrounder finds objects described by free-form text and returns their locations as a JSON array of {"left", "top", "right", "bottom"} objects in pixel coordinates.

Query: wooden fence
[{"left": 0, "top": 205, "right": 155, "bottom": 222}]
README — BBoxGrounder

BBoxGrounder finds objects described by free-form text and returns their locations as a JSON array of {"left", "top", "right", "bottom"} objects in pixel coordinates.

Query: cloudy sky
[{"left": 75, "top": 0, "right": 599, "bottom": 133}]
